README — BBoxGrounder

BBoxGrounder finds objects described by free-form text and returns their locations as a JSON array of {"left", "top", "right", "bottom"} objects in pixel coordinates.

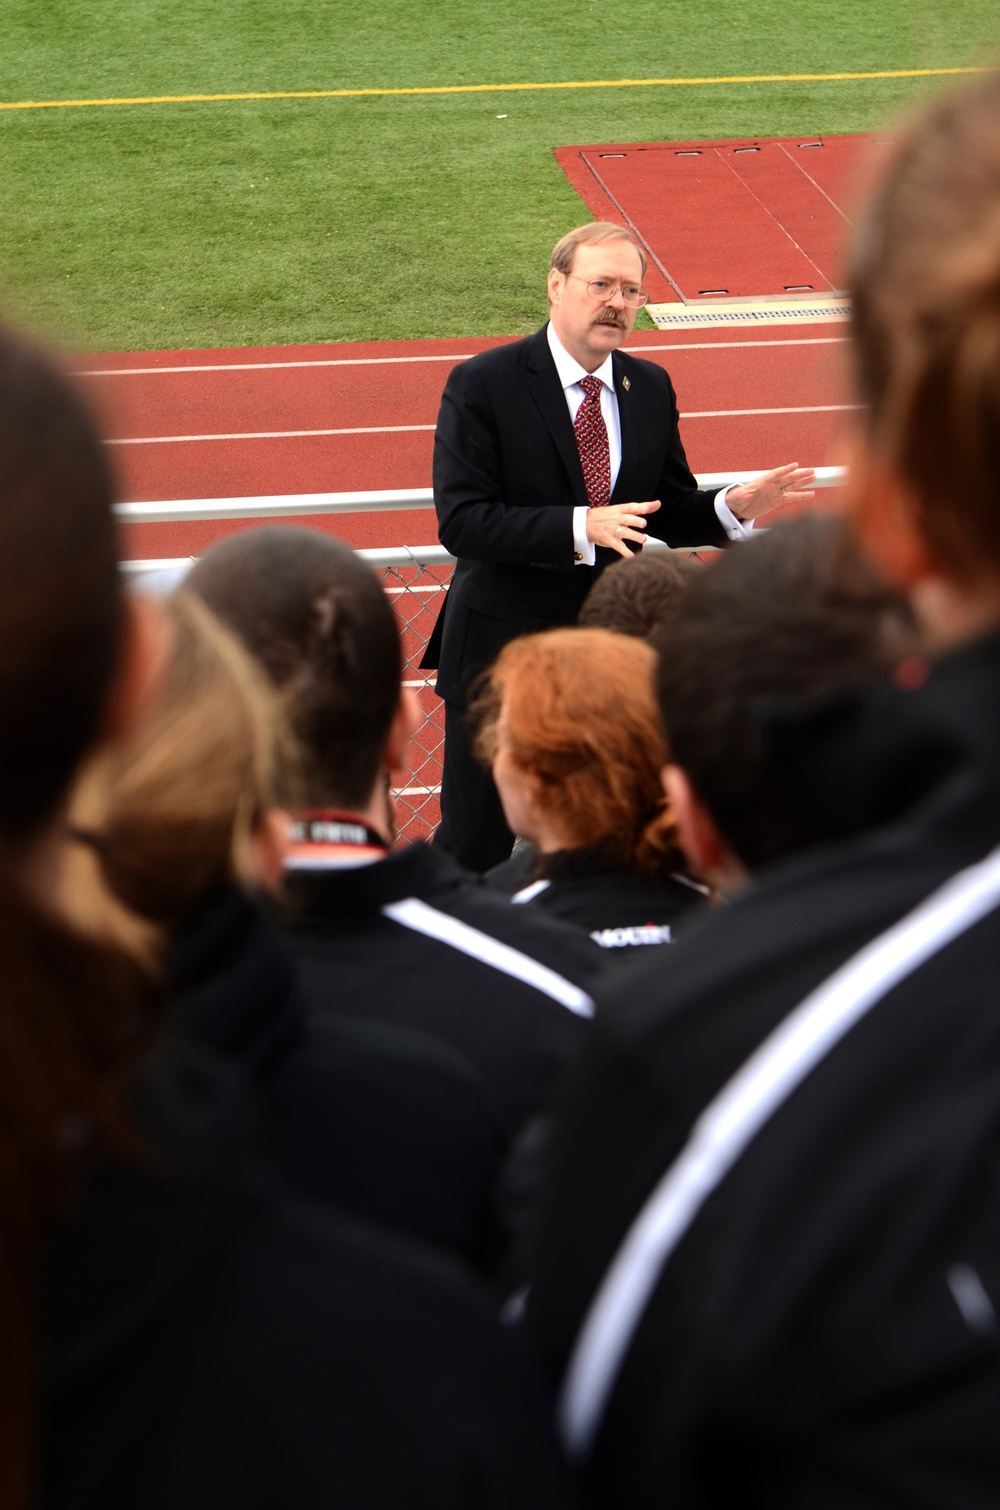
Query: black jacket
[
  {"left": 482, "top": 842, "right": 539, "bottom": 895},
  {"left": 423, "top": 327, "right": 726, "bottom": 705},
  {"left": 283, "top": 842, "right": 606, "bottom": 1137},
  {"left": 495, "top": 848, "right": 708, "bottom": 954},
  {"left": 527, "top": 632, "right": 1000, "bottom": 1509},
  {"left": 169, "top": 887, "right": 502, "bottom": 1265},
  {"left": 43, "top": 1048, "right": 578, "bottom": 1510}
]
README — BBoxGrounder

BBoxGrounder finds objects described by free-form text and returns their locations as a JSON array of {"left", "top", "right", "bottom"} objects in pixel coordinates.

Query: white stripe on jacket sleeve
[
  {"left": 382, "top": 897, "right": 594, "bottom": 1017},
  {"left": 559, "top": 840, "right": 1000, "bottom": 1458}
]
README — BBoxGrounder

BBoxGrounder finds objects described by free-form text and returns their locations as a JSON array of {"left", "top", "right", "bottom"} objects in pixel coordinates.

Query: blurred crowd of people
[{"left": 3, "top": 71, "right": 1000, "bottom": 1510}]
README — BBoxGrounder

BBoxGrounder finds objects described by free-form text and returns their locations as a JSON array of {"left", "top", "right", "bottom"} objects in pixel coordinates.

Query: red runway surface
[
  {"left": 553, "top": 132, "right": 890, "bottom": 303},
  {"left": 79, "top": 326, "right": 851, "bottom": 563}
]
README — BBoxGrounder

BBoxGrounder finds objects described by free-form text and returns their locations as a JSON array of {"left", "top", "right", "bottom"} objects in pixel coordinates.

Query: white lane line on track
[
  {"left": 105, "top": 404, "right": 858, "bottom": 444},
  {"left": 83, "top": 355, "right": 482, "bottom": 376},
  {"left": 106, "top": 424, "right": 436, "bottom": 444},
  {"left": 684, "top": 403, "right": 861, "bottom": 418},
  {"left": 634, "top": 339, "right": 849, "bottom": 353},
  {"left": 78, "top": 336, "right": 849, "bottom": 378}
]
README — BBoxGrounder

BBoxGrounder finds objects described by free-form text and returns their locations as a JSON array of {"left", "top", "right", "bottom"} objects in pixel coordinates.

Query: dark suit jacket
[{"left": 422, "top": 326, "right": 727, "bottom": 706}]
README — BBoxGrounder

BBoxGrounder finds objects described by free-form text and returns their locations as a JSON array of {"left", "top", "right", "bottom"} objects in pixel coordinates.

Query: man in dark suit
[{"left": 423, "top": 222, "right": 814, "bottom": 871}]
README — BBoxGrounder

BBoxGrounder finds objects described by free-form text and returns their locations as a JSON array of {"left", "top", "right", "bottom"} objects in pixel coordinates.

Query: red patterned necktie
[{"left": 574, "top": 374, "right": 611, "bottom": 508}]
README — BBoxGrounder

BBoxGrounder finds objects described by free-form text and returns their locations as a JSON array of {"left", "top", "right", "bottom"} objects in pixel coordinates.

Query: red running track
[{"left": 74, "top": 326, "right": 854, "bottom": 563}]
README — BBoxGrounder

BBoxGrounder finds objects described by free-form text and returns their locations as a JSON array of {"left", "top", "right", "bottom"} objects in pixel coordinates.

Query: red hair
[{"left": 474, "top": 627, "right": 684, "bottom": 878}]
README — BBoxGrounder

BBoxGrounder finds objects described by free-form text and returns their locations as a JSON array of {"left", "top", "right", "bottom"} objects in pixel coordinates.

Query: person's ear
[
  {"left": 243, "top": 810, "right": 292, "bottom": 894},
  {"left": 662, "top": 764, "right": 731, "bottom": 876},
  {"left": 99, "top": 593, "right": 174, "bottom": 744},
  {"left": 845, "top": 430, "right": 935, "bottom": 588},
  {"left": 547, "top": 266, "right": 563, "bottom": 308},
  {"left": 384, "top": 686, "right": 421, "bottom": 782}
]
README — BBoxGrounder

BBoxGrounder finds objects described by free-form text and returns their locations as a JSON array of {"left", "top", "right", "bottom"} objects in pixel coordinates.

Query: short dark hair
[
  {"left": 578, "top": 551, "right": 695, "bottom": 640},
  {"left": 187, "top": 527, "right": 402, "bottom": 810},
  {"left": 651, "top": 514, "right": 918, "bottom": 871}
]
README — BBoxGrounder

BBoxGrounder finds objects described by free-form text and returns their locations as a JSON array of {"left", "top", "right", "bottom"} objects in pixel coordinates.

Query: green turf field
[{"left": 0, "top": 0, "right": 996, "bottom": 350}]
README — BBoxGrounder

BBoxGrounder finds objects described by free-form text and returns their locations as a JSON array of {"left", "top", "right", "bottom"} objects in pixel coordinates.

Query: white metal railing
[
  {"left": 119, "top": 465, "right": 845, "bottom": 549},
  {"left": 116, "top": 487, "right": 434, "bottom": 525},
  {"left": 121, "top": 545, "right": 455, "bottom": 576}
]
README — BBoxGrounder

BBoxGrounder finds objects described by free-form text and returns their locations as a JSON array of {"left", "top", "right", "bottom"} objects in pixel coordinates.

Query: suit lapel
[
  {"left": 611, "top": 351, "right": 641, "bottom": 503},
  {"left": 526, "top": 327, "right": 589, "bottom": 507}
]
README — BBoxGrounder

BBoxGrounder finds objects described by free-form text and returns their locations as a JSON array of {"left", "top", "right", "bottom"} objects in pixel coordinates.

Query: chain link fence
[{"left": 381, "top": 559, "right": 451, "bottom": 842}]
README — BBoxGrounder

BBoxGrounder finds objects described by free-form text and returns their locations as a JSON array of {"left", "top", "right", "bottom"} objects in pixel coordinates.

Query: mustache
[{"left": 592, "top": 313, "right": 626, "bottom": 327}]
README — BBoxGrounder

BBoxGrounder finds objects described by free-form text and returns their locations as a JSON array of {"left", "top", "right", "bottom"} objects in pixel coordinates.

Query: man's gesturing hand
[
  {"left": 725, "top": 463, "right": 816, "bottom": 522},
  {"left": 586, "top": 500, "right": 662, "bottom": 558}
]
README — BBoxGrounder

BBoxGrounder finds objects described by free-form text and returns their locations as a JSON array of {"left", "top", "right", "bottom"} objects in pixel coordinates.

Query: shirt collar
[{"left": 547, "top": 321, "right": 615, "bottom": 393}]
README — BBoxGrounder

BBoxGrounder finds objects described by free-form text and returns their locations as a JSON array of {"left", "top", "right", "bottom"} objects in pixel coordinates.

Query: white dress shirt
[{"left": 545, "top": 322, "right": 752, "bottom": 566}]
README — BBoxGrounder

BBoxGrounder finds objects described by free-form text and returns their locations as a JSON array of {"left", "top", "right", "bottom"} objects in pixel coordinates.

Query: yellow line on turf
[{"left": 0, "top": 66, "right": 990, "bottom": 112}]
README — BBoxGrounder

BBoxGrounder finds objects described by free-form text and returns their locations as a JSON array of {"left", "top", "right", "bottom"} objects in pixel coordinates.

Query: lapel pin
[{"left": 621, "top": 375, "right": 631, "bottom": 392}]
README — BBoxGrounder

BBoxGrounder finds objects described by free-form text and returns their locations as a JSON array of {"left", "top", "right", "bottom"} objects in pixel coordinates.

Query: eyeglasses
[{"left": 565, "top": 273, "right": 649, "bottom": 308}]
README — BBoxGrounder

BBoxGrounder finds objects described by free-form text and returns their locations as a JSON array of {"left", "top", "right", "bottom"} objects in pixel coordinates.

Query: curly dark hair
[{"left": 578, "top": 550, "right": 695, "bottom": 640}]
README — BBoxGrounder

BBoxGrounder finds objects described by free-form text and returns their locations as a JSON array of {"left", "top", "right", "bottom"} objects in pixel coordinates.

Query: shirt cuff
[
  {"left": 715, "top": 485, "right": 755, "bottom": 542},
  {"left": 573, "top": 506, "right": 597, "bottom": 565}
]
